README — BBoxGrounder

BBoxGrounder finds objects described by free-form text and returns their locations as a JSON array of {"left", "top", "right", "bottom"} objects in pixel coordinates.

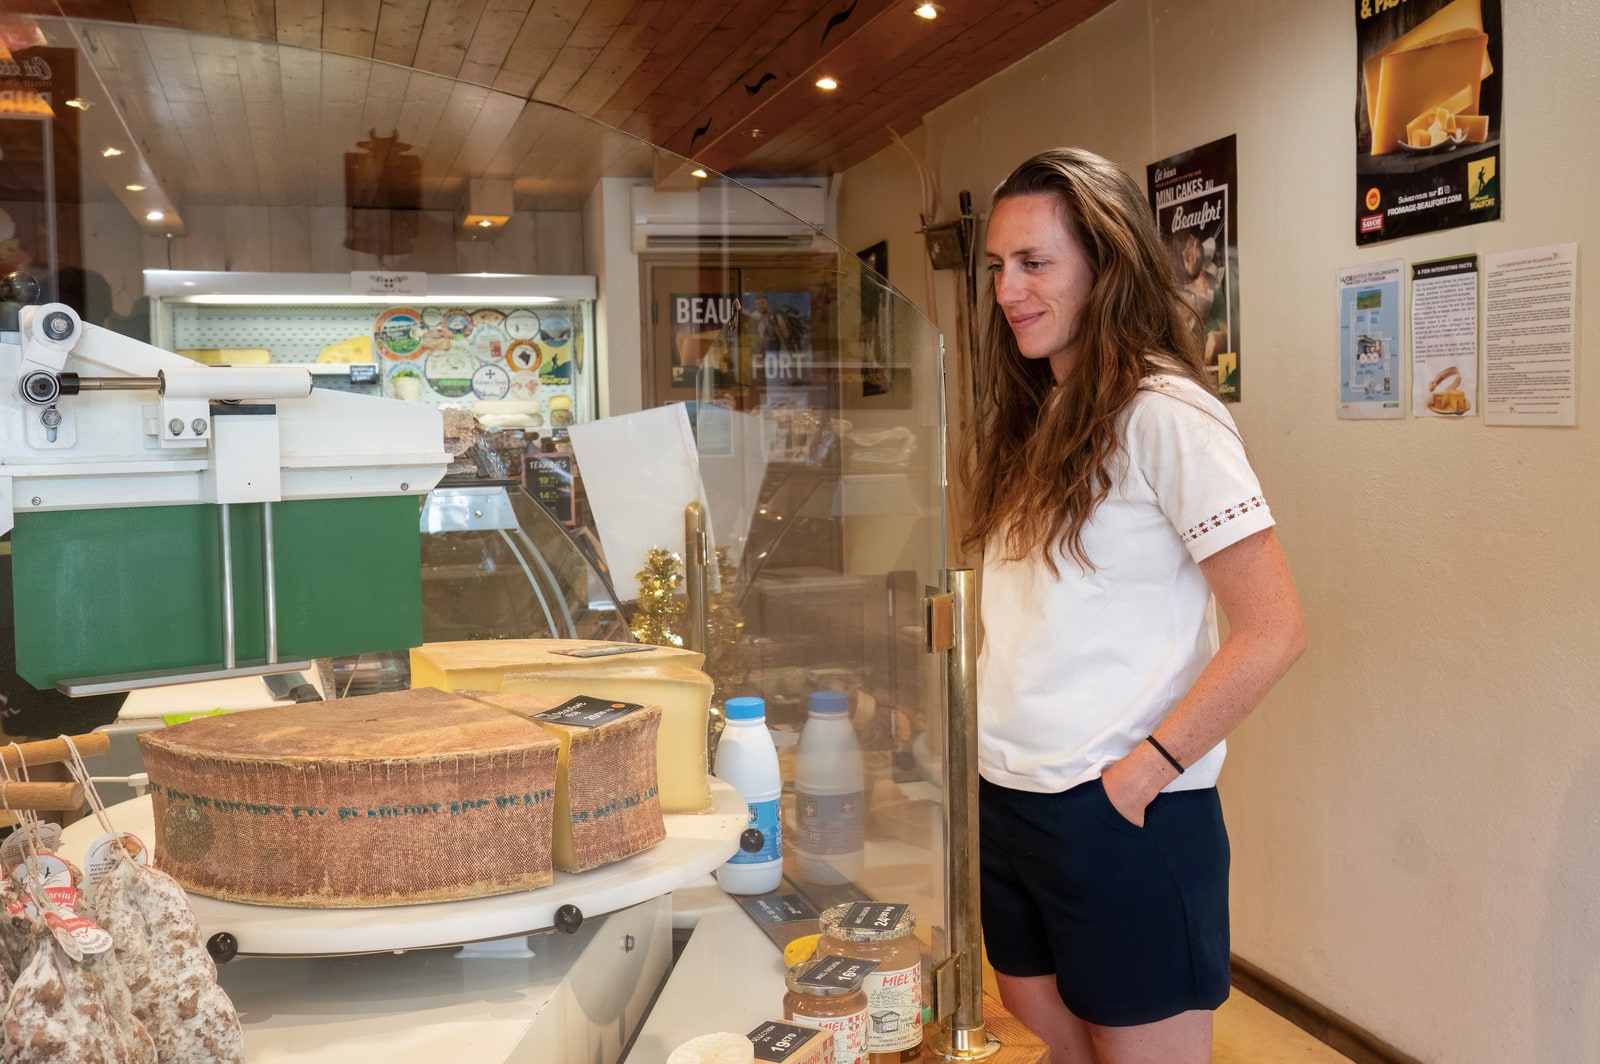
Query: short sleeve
[{"left": 1124, "top": 377, "right": 1275, "bottom": 563}]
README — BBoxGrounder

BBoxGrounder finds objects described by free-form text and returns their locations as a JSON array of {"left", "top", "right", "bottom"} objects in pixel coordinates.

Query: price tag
[
  {"left": 533, "top": 695, "right": 645, "bottom": 728},
  {"left": 797, "top": 954, "right": 878, "bottom": 990},
  {"left": 552, "top": 644, "right": 656, "bottom": 660},
  {"left": 747, "top": 1021, "right": 832, "bottom": 1062},
  {"left": 740, "top": 894, "right": 819, "bottom": 927},
  {"left": 839, "top": 901, "right": 908, "bottom": 933},
  {"left": 523, "top": 454, "right": 576, "bottom": 527},
  {"left": 84, "top": 832, "right": 148, "bottom": 897},
  {"left": 44, "top": 912, "right": 113, "bottom": 959},
  {"left": 11, "top": 854, "right": 77, "bottom": 914}
]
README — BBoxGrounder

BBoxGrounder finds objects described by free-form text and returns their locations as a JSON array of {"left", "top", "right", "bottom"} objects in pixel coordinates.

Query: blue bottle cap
[
  {"left": 808, "top": 691, "right": 848, "bottom": 715},
  {"left": 724, "top": 696, "right": 766, "bottom": 721}
]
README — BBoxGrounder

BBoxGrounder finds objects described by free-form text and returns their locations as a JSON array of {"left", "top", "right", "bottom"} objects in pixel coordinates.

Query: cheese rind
[
  {"left": 138, "top": 689, "right": 561, "bottom": 907},
  {"left": 467, "top": 692, "right": 666, "bottom": 872}
]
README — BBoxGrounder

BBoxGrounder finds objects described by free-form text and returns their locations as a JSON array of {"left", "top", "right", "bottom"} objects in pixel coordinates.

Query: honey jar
[
  {"left": 783, "top": 959, "right": 868, "bottom": 1064},
  {"left": 815, "top": 903, "right": 922, "bottom": 1062}
]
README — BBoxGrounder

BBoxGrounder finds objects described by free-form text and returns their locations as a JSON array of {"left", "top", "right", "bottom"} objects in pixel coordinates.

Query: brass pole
[
  {"left": 932, "top": 566, "right": 999, "bottom": 1059},
  {"left": 683, "top": 502, "right": 708, "bottom": 654}
]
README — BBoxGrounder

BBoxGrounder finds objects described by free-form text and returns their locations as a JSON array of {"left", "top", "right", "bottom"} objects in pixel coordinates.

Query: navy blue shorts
[{"left": 979, "top": 775, "right": 1230, "bottom": 1027}]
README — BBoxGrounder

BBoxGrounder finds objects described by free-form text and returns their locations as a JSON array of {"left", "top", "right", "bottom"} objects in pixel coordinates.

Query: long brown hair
[{"left": 961, "top": 147, "right": 1212, "bottom": 574}]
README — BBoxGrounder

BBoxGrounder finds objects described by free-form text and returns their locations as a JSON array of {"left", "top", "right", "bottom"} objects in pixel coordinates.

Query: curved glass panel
[{"left": 3, "top": 15, "right": 949, "bottom": 1062}]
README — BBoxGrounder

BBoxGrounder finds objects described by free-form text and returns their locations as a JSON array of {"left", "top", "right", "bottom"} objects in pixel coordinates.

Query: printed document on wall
[
  {"left": 1483, "top": 243, "right": 1578, "bottom": 426},
  {"left": 1337, "top": 261, "right": 1404, "bottom": 419},
  {"left": 1411, "top": 255, "right": 1479, "bottom": 418}
]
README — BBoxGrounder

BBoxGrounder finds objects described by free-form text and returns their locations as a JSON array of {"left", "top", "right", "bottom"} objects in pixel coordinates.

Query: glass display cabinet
[{"left": 4, "top": 12, "right": 978, "bottom": 1064}]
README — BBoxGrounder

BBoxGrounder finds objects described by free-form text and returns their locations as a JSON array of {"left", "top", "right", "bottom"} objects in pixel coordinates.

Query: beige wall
[{"left": 839, "top": 2, "right": 1600, "bottom": 1062}]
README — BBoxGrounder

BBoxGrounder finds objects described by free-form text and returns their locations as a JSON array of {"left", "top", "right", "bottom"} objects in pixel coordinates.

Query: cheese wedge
[
  {"left": 499, "top": 664, "right": 714, "bottom": 813},
  {"left": 411, "top": 639, "right": 714, "bottom": 813},
  {"left": 318, "top": 335, "right": 374, "bottom": 363},
  {"left": 1457, "top": 113, "right": 1490, "bottom": 142},
  {"left": 1363, "top": 0, "right": 1494, "bottom": 155},
  {"left": 411, "top": 639, "right": 704, "bottom": 693},
  {"left": 466, "top": 692, "right": 665, "bottom": 872}
]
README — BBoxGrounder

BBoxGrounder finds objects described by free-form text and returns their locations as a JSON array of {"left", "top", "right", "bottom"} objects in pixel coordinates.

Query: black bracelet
[{"left": 1146, "top": 734, "right": 1184, "bottom": 775}]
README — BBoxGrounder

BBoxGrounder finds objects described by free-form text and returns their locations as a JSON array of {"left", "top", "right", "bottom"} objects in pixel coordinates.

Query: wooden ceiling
[{"left": 18, "top": 0, "right": 1111, "bottom": 210}]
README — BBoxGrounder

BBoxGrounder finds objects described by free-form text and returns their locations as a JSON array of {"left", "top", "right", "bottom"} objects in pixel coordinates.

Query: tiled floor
[{"left": 1215, "top": 992, "right": 1357, "bottom": 1064}]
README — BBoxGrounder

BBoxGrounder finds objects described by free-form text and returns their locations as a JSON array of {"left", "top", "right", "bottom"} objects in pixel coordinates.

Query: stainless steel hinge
[{"left": 924, "top": 590, "right": 954, "bottom": 654}]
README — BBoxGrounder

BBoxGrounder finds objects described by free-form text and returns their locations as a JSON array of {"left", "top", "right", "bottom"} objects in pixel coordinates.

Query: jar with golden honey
[
  {"left": 783, "top": 959, "right": 868, "bottom": 1064},
  {"left": 816, "top": 903, "right": 922, "bottom": 1063}
]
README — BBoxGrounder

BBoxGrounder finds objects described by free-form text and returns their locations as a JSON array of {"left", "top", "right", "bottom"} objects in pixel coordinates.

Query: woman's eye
[
  {"left": 1025, "top": 260, "right": 1046, "bottom": 270},
  {"left": 984, "top": 262, "right": 1002, "bottom": 273}
]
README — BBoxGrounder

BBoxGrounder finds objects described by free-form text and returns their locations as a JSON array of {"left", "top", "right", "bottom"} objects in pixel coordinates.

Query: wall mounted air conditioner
[{"left": 631, "top": 183, "right": 827, "bottom": 253}]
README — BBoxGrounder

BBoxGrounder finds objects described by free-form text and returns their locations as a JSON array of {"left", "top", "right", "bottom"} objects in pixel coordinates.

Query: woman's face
[{"left": 985, "top": 192, "right": 1095, "bottom": 383}]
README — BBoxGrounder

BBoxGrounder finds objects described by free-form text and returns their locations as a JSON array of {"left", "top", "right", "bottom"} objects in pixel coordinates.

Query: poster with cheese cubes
[{"left": 1355, "top": 0, "right": 1502, "bottom": 245}]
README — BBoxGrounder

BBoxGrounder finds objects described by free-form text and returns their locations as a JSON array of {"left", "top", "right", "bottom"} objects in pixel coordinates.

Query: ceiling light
[
  {"left": 816, "top": 76, "right": 839, "bottom": 90},
  {"left": 145, "top": 210, "right": 164, "bottom": 222},
  {"left": 691, "top": 168, "right": 709, "bottom": 179},
  {"left": 476, "top": 219, "right": 494, "bottom": 228},
  {"left": 101, "top": 146, "right": 123, "bottom": 157},
  {"left": 64, "top": 98, "right": 91, "bottom": 110},
  {"left": 913, "top": 3, "right": 942, "bottom": 18},
  {"left": 125, "top": 183, "right": 146, "bottom": 192}
]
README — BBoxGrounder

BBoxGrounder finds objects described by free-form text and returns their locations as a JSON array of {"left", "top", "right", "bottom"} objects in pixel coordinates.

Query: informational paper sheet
[
  {"left": 1483, "top": 242, "right": 1579, "bottom": 426},
  {"left": 1337, "top": 260, "right": 1404, "bottom": 419},
  {"left": 1411, "top": 255, "right": 1479, "bottom": 419},
  {"left": 567, "top": 405, "right": 711, "bottom": 601}
]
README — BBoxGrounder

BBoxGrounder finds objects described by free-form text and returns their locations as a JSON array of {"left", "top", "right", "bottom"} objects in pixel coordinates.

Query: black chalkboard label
[
  {"left": 748, "top": 1021, "right": 830, "bottom": 1061},
  {"left": 796, "top": 954, "right": 877, "bottom": 990},
  {"left": 839, "top": 902, "right": 908, "bottom": 933},
  {"left": 740, "top": 894, "right": 819, "bottom": 927},
  {"left": 552, "top": 644, "right": 657, "bottom": 659},
  {"left": 524, "top": 454, "right": 575, "bottom": 526},
  {"left": 532, "top": 695, "right": 645, "bottom": 728}
]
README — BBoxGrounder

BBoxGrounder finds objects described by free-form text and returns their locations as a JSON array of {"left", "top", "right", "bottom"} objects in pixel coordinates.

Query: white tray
[{"left": 59, "top": 780, "right": 744, "bottom": 957}]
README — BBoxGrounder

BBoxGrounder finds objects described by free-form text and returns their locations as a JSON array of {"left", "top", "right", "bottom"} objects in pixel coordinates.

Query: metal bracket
[
  {"left": 925, "top": 590, "right": 954, "bottom": 654},
  {"left": 932, "top": 955, "right": 958, "bottom": 1022}
]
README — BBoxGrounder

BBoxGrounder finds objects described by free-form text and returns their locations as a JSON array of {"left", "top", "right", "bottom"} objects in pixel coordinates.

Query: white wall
[{"left": 839, "top": 2, "right": 1600, "bottom": 1061}]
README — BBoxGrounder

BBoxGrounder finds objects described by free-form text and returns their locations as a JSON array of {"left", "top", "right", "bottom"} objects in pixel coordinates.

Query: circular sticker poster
[
  {"left": 421, "top": 307, "right": 444, "bottom": 328},
  {"left": 509, "top": 375, "right": 539, "bottom": 401},
  {"left": 506, "top": 338, "right": 542, "bottom": 374},
  {"left": 539, "top": 346, "right": 572, "bottom": 386},
  {"left": 505, "top": 308, "right": 542, "bottom": 340},
  {"left": 425, "top": 349, "right": 475, "bottom": 398},
  {"left": 375, "top": 308, "right": 425, "bottom": 359},
  {"left": 471, "top": 308, "right": 506, "bottom": 331},
  {"left": 442, "top": 308, "right": 474, "bottom": 336},
  {"left": 386, "top": 362, "right": 425, "bottom": 400},
  {"left": 538, "top": 313, "right": 573, "bottom": 347},
  {"left": 471, "top": 324, "right": 510, "bottom": 364},
  {"left": 472, "top": 363, "right": 512, "bottom": 400}
]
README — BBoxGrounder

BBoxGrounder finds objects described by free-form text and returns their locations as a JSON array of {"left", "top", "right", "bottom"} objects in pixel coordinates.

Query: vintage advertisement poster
[
  {"left": 1355, "top": 0, "right": 1502, "bottom": 245},
  {"left": 1411, "top": 255, "right": 1479, "bottom": 418},
  {"left": 1147, "top": 135, "right": 1240, "bottom": 401},
  {"left": 1337, "top": 260, "right": 1404, "bottom": 419},
  {"left": 670, "top": 292, "right": 740, "bottom": 389},
  {"left": 1483, "top": 243, "right": 1578, "bottom": 427},
  {"left": 743, "top": 290, "right": 812, "bottom": 388}
]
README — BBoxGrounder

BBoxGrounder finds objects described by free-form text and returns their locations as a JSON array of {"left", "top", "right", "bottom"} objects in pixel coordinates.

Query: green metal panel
[{"left": 12, "top": 495, "right": 423, "bottom": 690}]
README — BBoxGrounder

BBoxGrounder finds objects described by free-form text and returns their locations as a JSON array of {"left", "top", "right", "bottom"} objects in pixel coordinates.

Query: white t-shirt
[{"left": 977, "top": 374, "right": 1274, "bottom": 794}]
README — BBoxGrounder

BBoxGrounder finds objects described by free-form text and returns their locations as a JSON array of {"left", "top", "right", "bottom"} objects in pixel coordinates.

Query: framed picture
[{"left": 850, "top": 241, "right": 908, "bottom": 407}]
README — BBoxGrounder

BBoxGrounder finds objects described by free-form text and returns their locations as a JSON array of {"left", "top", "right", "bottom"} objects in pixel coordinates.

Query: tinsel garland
[{"left": 630, "top": 548, "right": 684, "bottom": 647}]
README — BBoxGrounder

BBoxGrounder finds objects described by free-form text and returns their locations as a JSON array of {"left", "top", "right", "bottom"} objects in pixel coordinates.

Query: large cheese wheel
[{"left": 138, "top": 689, "right": 561, "bottom": 908}]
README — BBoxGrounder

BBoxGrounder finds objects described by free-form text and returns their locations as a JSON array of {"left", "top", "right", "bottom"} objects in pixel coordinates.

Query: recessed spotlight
[
  {"left": 64, "top": 98, "right": 91, "bottom": 110},
  {"left": 101, "top": 147, "right": 123, "bottom": 157},
  {"left": 913, "top": 3, "right": 942, "bottom": 18},
  {"left": 691, "top": 168, "right": 709, "bottom": 179},
  {"left": 125, "top": 183, "right": 146, "bottom": 192},
  {"left": 145, "top": 210, "right": 164, "bottom": 222},
  {"left": 746, "top": 128, "right": 764, "bottom": 138},
  {"left": 816, "top": 76, "right": 839, "bottom": 91},
  {"left": 477, "top": 219, "right": 493, "bottom": 228}
]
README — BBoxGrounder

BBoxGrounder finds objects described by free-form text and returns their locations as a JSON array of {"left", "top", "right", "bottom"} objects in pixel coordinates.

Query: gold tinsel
[
  {"left": 704, "top": 547, "right": 747, "bottom": 691},
  {"left": 630, "top": 548, "right": 685, "bottom": 647}
]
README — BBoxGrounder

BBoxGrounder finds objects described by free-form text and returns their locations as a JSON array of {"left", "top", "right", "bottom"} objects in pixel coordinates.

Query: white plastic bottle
[
  {"left": 794, "top": 690, "right": 865, "bottom": 885},
  {"left": 714, "top": 696, "right": 783, "bottom": 894}
]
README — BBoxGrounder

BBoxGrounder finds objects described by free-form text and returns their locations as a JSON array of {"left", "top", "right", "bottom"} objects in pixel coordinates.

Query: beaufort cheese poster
[
  {"left": 1355, "top": 0, "right": 1503, "bottom": 245},
  {"left": 1147, "top": 135, "right": 1241, "bottom": 401}
]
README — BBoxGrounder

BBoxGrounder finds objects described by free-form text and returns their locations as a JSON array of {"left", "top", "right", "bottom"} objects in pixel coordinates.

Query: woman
[{"left": 968, "top": 148, "right": 1306, "bottom": 1064}]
